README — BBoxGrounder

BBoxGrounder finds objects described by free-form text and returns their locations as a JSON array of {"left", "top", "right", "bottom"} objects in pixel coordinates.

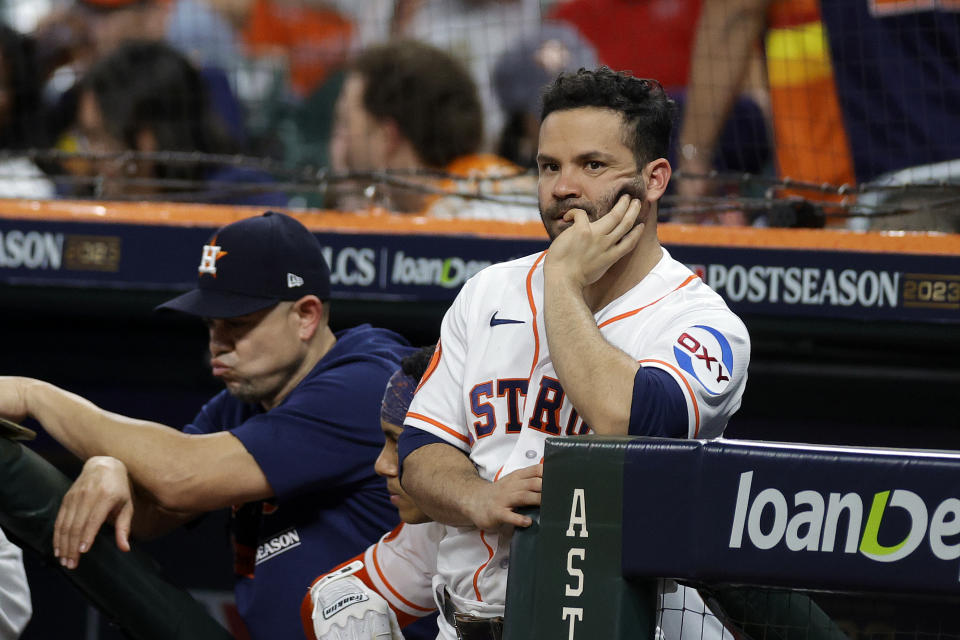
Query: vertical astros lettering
[{"left": 562, "top": 488, "right": 588, "bottom": 639}]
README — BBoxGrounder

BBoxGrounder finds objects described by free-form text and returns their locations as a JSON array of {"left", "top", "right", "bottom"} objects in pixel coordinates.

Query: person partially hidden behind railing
[{"left": 300, "top": 345, "right": 441, "bottom": 640}]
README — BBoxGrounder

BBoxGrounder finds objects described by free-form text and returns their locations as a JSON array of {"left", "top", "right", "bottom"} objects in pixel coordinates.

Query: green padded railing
[{"left": 0, "top": 436, "right": 232, "bottom": 640}]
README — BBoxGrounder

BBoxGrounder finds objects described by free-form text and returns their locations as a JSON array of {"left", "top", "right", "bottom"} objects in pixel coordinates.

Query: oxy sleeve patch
[{"left": 672, "top": 325, "right": 734, "bottom": 395}]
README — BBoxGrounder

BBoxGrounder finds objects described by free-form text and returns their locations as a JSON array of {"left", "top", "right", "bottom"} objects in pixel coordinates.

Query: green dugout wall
[
  {"left": 0, "top": 435, "right": 232, "bottom": 640},
  {"left": 503, "top": 437, "right": 658, "bottom": 640},
  {"left": 503, "top": 435, "right": 960, "bottom": 639}
]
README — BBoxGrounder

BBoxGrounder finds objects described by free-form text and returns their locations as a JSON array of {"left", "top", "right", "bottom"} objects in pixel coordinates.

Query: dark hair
[
  {"left": 352, "top": 40, "right": 482, "bottom": 168},
  {"left": 401, "top": 344, "right": 436, "bottom": 381},
  {"left": 81, "top": 40, "right": 232, "bottom": 181},
  {"left": 0, "top": 25, "right": 47, "bottom": 149},
  {"left": 540, "top": 67, "right": 675, "bottom": 168}
]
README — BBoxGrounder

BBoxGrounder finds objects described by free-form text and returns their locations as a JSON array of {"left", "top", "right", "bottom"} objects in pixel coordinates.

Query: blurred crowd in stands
[{"left": 0, "top": 0, "right": 956, "bottom": 231}]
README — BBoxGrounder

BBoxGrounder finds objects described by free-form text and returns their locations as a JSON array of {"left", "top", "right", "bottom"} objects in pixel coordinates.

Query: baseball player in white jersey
[
  {"left": 399, "top": 68, "right": 750, "bottom": 639},
  {"left": 302, "top": 521, "right": 442, "bottom": 640},
  {"left": 301, "top": 345, "right": 735, "bottom": 640},
  {"left": 302, "top": 348, "right": 444, "bottom": 640}
]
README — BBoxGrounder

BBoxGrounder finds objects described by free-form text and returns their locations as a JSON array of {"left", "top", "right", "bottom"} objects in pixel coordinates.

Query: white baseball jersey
[
  {"left": 360, "top": 522, "right": 442, "bottom": 621},
  {"left": 658, "top": 580, "right": 736, "bottom": 640},
  {"left": 405, "top": 247, "right": 750, "bottom": 616},
  {"left": 0, "top": 528, "right": 31, "bottom": 639},
  {"left": 304, "top": 521, "right": 442, "bottom": 640}
]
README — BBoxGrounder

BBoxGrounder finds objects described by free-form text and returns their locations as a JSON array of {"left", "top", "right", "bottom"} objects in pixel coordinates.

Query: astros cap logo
[{"left": 198, "top": 236, "right": 228, "bottom": 277}]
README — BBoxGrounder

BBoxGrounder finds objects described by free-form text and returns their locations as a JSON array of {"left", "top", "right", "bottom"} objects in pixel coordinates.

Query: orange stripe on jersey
[
  {"left": 416, "top": 340, "right": 442, "bottom": 392},
  {"left": 371, "top": 538, "right": 436, "bottom": 614},
  {"left": 382, "top": 522, "right": 405, "bottom": 543},
  {"left": 638, "top": 358, "right": 701, "bottom": 437},
  {"left": 526, "top": 252, "right": 547, "bottom": 379},
  {"left": 472, "top": 531, "right": 496, "bottom": 602},
  {"left": 406, "top": 412, "right": 471, "bottom": 445},
  {"left": 598, "top": 275, "right": 698, "bottom": 329}
]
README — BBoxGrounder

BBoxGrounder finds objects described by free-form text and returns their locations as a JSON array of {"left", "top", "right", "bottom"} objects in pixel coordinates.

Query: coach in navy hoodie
[{"left": 0, "top": 212, "right": 411, "bottom": 639}]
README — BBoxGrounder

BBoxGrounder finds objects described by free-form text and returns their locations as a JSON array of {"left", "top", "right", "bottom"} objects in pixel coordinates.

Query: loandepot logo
[
  {"left": 391, "top": 251, "right": 491, "bottom": 289},
  {"left": 729, "top": 472, "right": 960, "bottom": 564}
]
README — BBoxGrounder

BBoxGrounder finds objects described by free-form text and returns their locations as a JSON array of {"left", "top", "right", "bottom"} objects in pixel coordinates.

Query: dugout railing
[
  {"left": 0, "top": 433, "right": 232, "bottom": 640},
  {"left": 503, "top": 436, "right": 960, "bottom": 640}
]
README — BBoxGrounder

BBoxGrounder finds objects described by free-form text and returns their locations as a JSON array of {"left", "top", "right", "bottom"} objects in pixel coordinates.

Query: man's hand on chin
[{"left": 544, "top": 195, "right": 644, "bottom": 289}]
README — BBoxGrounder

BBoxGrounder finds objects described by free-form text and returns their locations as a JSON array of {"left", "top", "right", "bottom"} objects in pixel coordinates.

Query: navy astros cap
[{"left": 157, "top": 211, "right": 331, "bottom": 318}]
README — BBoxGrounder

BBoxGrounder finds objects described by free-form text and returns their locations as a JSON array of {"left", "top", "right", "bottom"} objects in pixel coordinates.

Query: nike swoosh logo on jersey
[{"left": 490, "top": 311, "right": 524, "bottom": 326}]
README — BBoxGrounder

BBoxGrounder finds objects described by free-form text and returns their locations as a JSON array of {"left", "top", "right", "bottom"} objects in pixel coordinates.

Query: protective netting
[{"left": 0, "top": 0, "right": 955, "bottom": 230}]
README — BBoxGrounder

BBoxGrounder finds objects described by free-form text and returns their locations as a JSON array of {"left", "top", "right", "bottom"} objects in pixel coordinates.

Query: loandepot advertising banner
[
  {"left": 0, "top": 217, "right": 956, "bottom": 322},
  {"left": 621, "top": 438, "right": 960, "bottom": 595},
  {"left": 0, "top": 218, "right": 546, "bottom": 299}
]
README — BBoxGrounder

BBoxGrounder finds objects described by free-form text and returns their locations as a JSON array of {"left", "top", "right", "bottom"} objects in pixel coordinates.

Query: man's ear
[
  {"left": 293, "top": 295, "right": 324, "bottom": 341},
  {"left": 643, "top": 158, "right": 672, "bottom": 203},
  {"left": 381, "top": 118, "right": 403, "bottom": 157},
  {"left": 133, "top": 128, "right": 157, "bottom": 177},
  {"left": 135, "top": 128, "right": 157, "bottom": 153}
]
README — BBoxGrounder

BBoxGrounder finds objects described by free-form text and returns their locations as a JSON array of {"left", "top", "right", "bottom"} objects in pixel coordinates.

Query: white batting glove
[{"left": 310, "top": 561, "right": 404, "bottom": 640}]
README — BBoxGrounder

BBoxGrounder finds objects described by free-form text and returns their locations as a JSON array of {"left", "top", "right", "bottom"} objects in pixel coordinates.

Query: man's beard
[
  {"left": 224, "top": 379, "right": 273, "bottom": 405},
  {"left": 540, "top": 179, "right": 646, "bottom": 240},
  {"left": 222, "top": 368, "right": 297, "bottom": 406}
]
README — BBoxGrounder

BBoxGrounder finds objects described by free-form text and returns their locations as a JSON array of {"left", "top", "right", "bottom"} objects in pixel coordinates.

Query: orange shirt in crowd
[
  {"left": 243, "top": 0, "right": 353, "bottom": 98},
  {"left": 765, "top": 0, "right": 855, "bottom": 192}
]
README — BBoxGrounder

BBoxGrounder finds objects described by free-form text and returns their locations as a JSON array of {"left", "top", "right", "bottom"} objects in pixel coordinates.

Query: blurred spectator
[
  {"left": 676, "top": 0, "right": 960, "bottom": 230},
  {"left": 550, "top": 0, "right": 772, "bottom": 225},
  {"left": 0, "top": 24, "right": 55, "bottom": 198},
  {"left": 241, "top": 0, "right": 352, "bottom": 100},
  {"left": 330, "top": 39, "right": 535, "bottom": 220},
  {"left": 327, "top": 0, "right": 394, "bottom": 52},
  {"left": 35, "top": 0, "right": 239, "bottom": 72},
  {"left": 167, "top": 0, "right": 243, "bottom": 71},
  {"left": 856, "top": 159, "right": 960, "bottom": 233},
  {"left": 492, "top": 21, "right": 597, "bottom": 168},
  {"left": 68, "top": 40, "right": 285, "bottom": 205},
  {"left": 34, "top": 0, "right": 247, "bottom": 145},
  {"left": 386, "top": 0, "right": 543, "bottom": 151},
  {"left": 548, "top": 0, "right": 702, "bottom": 92},
  {"left": 676, "top": 0, "right": 841, "bottom": 211}
]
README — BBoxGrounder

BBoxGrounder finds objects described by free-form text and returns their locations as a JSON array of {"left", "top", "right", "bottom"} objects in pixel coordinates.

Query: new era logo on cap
[{"left": 156, "top": 211, "right": 331, "bottom": 318}]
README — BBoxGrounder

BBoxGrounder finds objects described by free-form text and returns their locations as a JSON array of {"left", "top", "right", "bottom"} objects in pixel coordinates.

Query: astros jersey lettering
[{"left": 404, "top": 248, "right": 750, "bottom": 615}]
